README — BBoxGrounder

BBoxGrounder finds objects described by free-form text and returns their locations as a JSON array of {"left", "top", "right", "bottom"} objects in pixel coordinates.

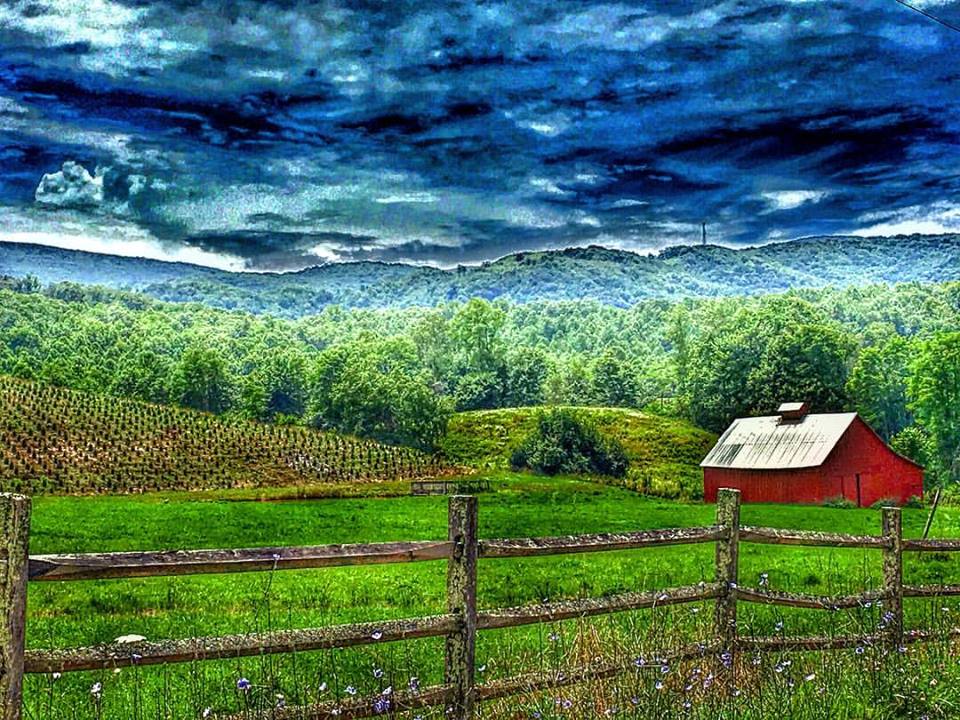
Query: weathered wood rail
[{"left": 2, "top": 488, "right": 960, "bottom": 720}]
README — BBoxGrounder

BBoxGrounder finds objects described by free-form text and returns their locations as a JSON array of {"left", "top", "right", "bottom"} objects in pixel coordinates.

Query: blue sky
[{"left": 0, "top": 0, "right": 959, "bottom": 270}]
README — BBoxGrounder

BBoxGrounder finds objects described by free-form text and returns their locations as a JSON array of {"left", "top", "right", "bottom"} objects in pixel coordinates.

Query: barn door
[{"left": 855, "top": 473, "right": 862, "bottom": 507}]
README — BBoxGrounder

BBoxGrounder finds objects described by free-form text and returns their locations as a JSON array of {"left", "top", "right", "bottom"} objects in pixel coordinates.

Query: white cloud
[
  {"left": 35, "top": 161, "right": 104, "bottom": 208},
  {"left": 761, "top": 190, "right": 829, "bottom": 211},
  {"left": 0, "top": 207, "right": 245, "bottom": 270},
  {"left": 851, "top": 201, "right": 960, "bottom": 237}
]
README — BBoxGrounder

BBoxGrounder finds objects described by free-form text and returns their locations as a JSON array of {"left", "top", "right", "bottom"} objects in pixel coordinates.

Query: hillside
[
  {"left": 0, "top": 377, "right": 451, "bottom": 495},
  {"left": 440, "top": 407, "right": 717, "bottom": 499},
  {"left": 3, "top": 234, "right": 960, "bottom": 316}
]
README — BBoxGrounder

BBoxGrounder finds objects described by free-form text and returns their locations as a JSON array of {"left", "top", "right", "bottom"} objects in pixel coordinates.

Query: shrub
[
  {"left": 870, "top": 497, "right": 899, "bottom": 510},
  {"left": 510, "top": 408, "right": 628, "bottom": 478},
  {"left": 823, "top": 496, "right": 856, "bottom": 509}
]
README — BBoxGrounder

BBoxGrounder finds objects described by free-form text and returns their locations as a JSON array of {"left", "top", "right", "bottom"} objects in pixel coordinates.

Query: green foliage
[
  {"left": 847, "top": 336, "right": 913, "bottom": 440},
  {"left": 908, "top": 332, "right": 960, "bottom": 483},
  {"left": 823, "top": 496, "right": 857, "bottom": 509},
  {"left": 511, "top": 408, "right": 629, "bottom": 477}
]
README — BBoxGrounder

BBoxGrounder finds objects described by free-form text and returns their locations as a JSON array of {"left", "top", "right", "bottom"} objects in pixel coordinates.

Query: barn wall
[
  {"left": 703, "top": 467, "right": 840, "bottom": 504},
  {"left": 822, "top": 418, "right": 923, "bottom": 506},
  {"left": 703, "top": 417, "right": 923, "bottom": 506}
]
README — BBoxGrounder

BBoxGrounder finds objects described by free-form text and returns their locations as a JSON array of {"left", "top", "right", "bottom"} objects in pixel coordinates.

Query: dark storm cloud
[{"left": 0, "top": 0, "right": 959, "bottom": 269}]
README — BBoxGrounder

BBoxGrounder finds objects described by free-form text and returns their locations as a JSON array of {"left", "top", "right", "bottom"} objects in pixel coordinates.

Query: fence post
[
  {"left": 881, "top": 506, "right": 903, "bottom": 647},
  {"left": 446, "top": 496, "right": 478, "bottom": 719},
  {"left": 715, "top": 489, "right": 741, "bottom": 673},
  {"left": 0, "top": 493, "right": 30, "bottom": 720}
]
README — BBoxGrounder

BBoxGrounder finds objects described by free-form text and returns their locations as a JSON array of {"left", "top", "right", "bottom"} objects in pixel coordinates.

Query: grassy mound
[
  {"left": 440, "top": 406, "right": 717, "bottom": 498},
  {"left": 0, "top": 376, "right": 452, "bottom": 495}
]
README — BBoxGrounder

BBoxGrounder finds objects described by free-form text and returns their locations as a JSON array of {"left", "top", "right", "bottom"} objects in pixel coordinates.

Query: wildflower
[
  {"left": 90, "top": 682, "right": 102, "bottom": 699},
  {"left": 371, "top": 630, "right": 384, "bottom": 640},
  {"left": 660, "top": 664, "right": 670, "bottom": 674},
  {"left": 655, "top": 680, "right": 664, "bottom": 690},
  {"left": 203, "top": 709, "right": 212, "bottom": 719},
  {"left": 759, "top": 572, "right": 769, "bottom": 587},
  {"left": 275, "top": 694, "right": 285, "bottom": 708},
  {"left": 774, "top": 621, "right": 784, "bottom": 632},
  {"left": 634, "top": 656, "right": 645, "bottom": 668},
  {"left": 346, "top": 686, "right": 357, "bottom": 696},
  {"left": 856, "top": 646, "right": 865, "bottom": 655},
  {"left": 805, "top": 673, "right": 816, "bottom": 682},
  {"left": 373, "top": 667, "right": 384, "bottom": 679},
  {"left": 319, "top": 681, "right": 328, "bottom": 693},
  {"left": 549, "top": 632, "right": 560, "bottom": 642},
  {"left": 51, "top": 672, "right": 61, "bottom": 681},
  {"left": 382, "top": 686, "right": 393, "bottom": 696},
  {"left": 236, "top": 678, "right": 251, "bottom": 692},
  {"left": 373, "top": 696, "right": 390, "bottom": 714},
  {"left": 408, "top": 677, "right": 421, "bottom": 693}
]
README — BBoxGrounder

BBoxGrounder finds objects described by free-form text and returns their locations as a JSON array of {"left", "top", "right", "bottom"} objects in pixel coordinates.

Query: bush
[
  {"left": 823, "top": 496, "right": 856, "bottom": 509},
  {"left": 510, "top": 408, "right": 629, "bottom": 478},
  {"left": 870, "top": 497, "right": 899, "bottom": 510}
]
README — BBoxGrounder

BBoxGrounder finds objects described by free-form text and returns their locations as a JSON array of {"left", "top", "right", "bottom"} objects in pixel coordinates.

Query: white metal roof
[{"left": 700, "top": 412, "right": 858, "bottom": 470}]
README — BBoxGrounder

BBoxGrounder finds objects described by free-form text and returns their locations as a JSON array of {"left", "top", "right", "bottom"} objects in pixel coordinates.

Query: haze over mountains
[{"left": 2, "top": 234, "right": 958, "bottom": 317}]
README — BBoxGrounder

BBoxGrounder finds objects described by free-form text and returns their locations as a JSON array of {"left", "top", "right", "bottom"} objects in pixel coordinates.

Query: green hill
[
  {"left": 4, "top": 234, "right": 960, "bottom": 316},
  {"left": 0, "top": 376, "right": 452, "bottom": 495},
  {"left": 440, "top": 406, "right": 717, "bottom": 499}
]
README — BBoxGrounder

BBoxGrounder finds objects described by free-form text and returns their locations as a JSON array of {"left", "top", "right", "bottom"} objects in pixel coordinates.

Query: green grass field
[{"left": 22, "top": 474, "right": 960, "bottom": 718}]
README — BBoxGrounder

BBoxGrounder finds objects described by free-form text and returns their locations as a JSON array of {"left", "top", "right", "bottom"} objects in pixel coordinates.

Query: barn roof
[{"left": 700, "top": 412, "right": 858, "bottom": 470}]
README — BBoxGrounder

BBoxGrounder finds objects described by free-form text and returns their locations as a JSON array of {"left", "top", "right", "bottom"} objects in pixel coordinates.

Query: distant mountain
[{"left": 2, "top": 234, "right": 959, "bottom": 316}]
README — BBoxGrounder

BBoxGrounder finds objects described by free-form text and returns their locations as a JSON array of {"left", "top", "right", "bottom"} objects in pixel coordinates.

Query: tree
[
  {"left": 504, "top": 347, "right": 550, "bottom": 407},
  {"left": 591, "top": 349, "right": 638, "bottom": 407},
  {"left": 908, "top": 332, "right": 960, "bottom": 483},
  {"left": 747, "top": 323, "right": 856, "bottom": 416},
  {"left": 172, "top": 344, "right": 234, "bottom": 413},
  {"left": 449, "top": 299, "right": 506, "bottom": 374},
  {"left": 847, "top": 336, "right": 912, "bottom": 440}
]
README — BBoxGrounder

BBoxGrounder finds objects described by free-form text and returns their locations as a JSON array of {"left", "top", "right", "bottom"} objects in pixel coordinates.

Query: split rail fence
[{"left": 3, "top": 488, "right": 960, "bottom": 719}]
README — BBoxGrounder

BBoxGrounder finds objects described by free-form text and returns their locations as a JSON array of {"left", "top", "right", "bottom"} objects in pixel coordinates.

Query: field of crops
[{"left": 0, "top": 376, "right": 453, "bottom": 494}]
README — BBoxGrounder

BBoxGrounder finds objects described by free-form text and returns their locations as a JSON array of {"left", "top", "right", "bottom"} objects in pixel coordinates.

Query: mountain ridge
[{"left": 2, "top": 234, "right": 958, "bottom": 316}]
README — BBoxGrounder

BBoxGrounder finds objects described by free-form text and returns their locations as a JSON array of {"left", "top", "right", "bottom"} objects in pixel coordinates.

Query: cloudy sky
[{"left": 0, "top": 0, "right": 959, "bottom": 270}]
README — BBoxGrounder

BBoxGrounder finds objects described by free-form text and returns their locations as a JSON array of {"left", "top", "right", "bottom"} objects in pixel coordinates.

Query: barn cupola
[{"left": 777, "top": 401, "right": 810, "bottom": 424}]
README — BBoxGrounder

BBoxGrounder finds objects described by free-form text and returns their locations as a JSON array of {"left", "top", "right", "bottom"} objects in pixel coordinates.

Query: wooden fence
[{"left": 2, "top": 488, "right": 960, "bottom": 719}]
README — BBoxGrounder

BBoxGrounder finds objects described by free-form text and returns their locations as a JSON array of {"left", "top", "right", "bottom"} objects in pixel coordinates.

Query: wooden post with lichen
[
  {"left": 715, "top": 489, "right": 741, "bottom": 671},
  {"left": 0, "top": 493, "right": 30, "bottom": 720},
  {"left": 445, "top": 496, "right": 478, "bottom": 719},
  {"left": 881, "top": 506, "right": 903, "bottom": 647}
]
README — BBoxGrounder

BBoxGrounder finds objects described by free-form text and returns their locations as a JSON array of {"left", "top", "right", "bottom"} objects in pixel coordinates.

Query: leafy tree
[
  {"left": 504, "top": 347, "right": 550, "bottom": 407},
  {"left": 511, "top": 408, "right": 628, "bottom": 477},
  {"left": 591, "top": 349, "right": 638, "bottom": 407},
  {"left": 747, "top": 323, "right": 856, "bottom": 416},
  {"left": 450, "top": 299, "right": 506, "bottom": 374},
  {"left": 847, "top": 336, "right": 912, "bottom": 439},
  {"left": 908, "top": 332, "right": 960, "bottom": 482},
  {"left": 172, "top": 344, "right": 234, "bottom": 413},
  {"left": 453, "top": 371, "right": 503, "bottom": 411}
]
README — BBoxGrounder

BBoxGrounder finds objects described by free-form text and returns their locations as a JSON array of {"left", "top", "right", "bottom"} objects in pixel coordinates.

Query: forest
[
  {"left": 2, "top": 277, "right": 959, "bottom": 485},
  {"left": 4, "top": 233, "right": 960, "bottom": 316}
]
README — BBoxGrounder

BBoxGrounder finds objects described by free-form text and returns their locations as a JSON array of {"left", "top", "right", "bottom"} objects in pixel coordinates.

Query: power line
[{"left": 893, "top": 0, "right": 960, "bottom": 35}]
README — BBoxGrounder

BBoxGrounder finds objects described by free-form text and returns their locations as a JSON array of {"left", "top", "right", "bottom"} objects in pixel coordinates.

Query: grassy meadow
[{"left": 22, "top": 473, "right": 960, "bottom": 718}]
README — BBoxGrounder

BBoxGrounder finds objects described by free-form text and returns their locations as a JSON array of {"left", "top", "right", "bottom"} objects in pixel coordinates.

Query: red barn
[{"left": 701, "top": 402, "right": 923, "bottom": 506}]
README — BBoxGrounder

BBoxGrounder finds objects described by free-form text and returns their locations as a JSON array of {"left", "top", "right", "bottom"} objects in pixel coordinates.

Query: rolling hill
[
  {"left": 440, "top": 407, "right": 717, "bottom": 499},
  {"left": 0, "top": 376, "right": 452, "bottom": 495},
  {"left": 3, "top": 234, "right": 960, "bottom": 316}
]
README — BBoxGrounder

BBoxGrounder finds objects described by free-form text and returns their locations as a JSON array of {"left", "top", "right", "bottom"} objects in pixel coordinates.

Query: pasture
[{"left": 20, "top": 474, "right": 960, "bottom": 718}]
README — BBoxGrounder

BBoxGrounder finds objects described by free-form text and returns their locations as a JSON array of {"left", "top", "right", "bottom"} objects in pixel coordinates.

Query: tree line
[{"left": 1, "top": 277, "right": 959, "bottom": 483}]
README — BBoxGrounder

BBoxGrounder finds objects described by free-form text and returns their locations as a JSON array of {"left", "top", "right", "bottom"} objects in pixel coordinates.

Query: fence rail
[{"left": 4, "top": 488, "right": 960, "bottom": 720}]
